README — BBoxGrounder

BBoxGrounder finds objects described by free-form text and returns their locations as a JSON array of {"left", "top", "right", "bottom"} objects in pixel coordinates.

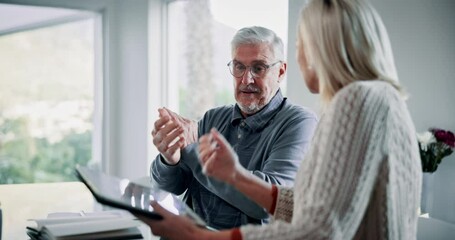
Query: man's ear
[{"left": 278, "top": 62, "right": 287, "bottom": 82}]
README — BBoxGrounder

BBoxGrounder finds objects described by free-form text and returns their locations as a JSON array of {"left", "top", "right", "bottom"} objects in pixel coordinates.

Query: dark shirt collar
[{"left": 231, "top": 89, "right": 285, "bottom": 131}]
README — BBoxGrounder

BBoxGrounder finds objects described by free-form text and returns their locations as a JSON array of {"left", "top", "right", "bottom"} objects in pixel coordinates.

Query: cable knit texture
[{"left": 240, "top": 81, "right": 422, "bottom": 239}]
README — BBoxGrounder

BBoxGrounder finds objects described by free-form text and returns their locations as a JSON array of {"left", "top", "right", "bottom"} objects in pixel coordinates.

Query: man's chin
[{"left": 237, "top": 102, "right": 262, "bottom": 115}]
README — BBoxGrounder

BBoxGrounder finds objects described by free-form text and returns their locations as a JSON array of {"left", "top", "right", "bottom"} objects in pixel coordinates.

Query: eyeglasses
[{"left": 227, "top": 60, "right": 282, "bottom": 78}]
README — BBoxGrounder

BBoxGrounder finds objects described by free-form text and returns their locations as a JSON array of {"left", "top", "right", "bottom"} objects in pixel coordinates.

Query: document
[{"left": 26, "top": 210, "right": 143, "bottom": 240}]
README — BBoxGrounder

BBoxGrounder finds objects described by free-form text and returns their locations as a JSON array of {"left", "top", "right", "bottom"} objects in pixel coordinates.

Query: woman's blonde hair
[{"left": 298, "top": 0, "right": 404, "bottom": 103}]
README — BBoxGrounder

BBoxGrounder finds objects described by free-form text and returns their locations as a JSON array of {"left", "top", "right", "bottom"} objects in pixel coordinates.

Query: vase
[{"left": 420, "top": 172, "right": 434, "bottom": 215}]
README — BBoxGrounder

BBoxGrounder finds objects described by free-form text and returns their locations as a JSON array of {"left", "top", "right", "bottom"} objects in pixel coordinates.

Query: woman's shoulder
[
  {"left": 334, "top": 80, "right": 400, "bottom": 103},
  {"left": 339, "top": 80, "right": 396, "bottom": 93},
  {"left": 327, "top": 80, "right": 405, "bottom": 121}
]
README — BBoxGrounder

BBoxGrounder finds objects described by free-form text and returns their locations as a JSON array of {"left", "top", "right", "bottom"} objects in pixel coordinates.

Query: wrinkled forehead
[{"left": 231, "top": 43, "right": 275, "bottom": 63}]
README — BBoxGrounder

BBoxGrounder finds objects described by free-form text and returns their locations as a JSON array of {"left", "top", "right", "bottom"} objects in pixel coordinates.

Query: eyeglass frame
[{"left": 227, "top": 60, "right": 282, "bottom": 79}]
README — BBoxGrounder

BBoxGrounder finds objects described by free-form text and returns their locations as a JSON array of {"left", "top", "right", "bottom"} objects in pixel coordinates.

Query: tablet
[{"left": 75, "top": 166, "right": 206, "bottom": 227}]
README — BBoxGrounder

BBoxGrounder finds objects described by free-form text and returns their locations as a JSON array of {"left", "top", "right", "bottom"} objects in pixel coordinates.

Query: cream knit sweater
[{"left": 240, "top": 81, "right": 422, "bottom": 239}]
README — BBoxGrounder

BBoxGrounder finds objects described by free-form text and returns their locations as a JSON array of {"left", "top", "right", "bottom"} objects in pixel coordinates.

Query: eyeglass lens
[{"left": 229, "top": 62, "right": 269, "bottom": 78}]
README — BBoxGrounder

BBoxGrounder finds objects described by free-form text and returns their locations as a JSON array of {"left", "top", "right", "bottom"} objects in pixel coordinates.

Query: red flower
[{"left": 431, "top": 128, "right": 455, "bottom": 148}]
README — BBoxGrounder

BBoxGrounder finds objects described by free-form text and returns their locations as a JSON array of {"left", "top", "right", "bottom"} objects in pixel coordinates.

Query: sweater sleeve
[
  {"left": 272, "top": 186, "right": 294, "bottom": 222},
  {"left": 239, "top": 82, "right": 392, "bottom": 239}
]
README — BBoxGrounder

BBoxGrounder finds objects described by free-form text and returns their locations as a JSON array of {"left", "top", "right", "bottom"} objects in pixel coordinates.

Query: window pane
[
  {"left": 0, "top": 18, "right": 97, "bottom": 184},
  {"left": 167, "top": 0, "right": 288, "bottom": 120}
]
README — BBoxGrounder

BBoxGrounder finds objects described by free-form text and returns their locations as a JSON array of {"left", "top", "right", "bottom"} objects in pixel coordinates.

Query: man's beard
[{"left": 236, "top": 84, "right": 264, "bottom": 115}]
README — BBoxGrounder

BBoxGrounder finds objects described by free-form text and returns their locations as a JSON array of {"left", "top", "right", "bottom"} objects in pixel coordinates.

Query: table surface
[{"left": 0, "top": 182, "right": 158, "bottom": 240}]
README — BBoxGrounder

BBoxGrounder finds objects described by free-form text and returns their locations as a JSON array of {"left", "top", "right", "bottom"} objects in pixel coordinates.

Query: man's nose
[{"left": 241, "top": 69, "right": 255, "bottom": 85}]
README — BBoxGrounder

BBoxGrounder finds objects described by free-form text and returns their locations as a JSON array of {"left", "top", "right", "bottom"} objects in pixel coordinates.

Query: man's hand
[{"left": 151, "top": 108, "right": 198, "bottom": 165}]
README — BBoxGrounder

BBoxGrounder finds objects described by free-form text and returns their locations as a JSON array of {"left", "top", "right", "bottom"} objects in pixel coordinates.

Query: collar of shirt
[{"left": 231, "top": 89, "right": 285, "bottom": 132}]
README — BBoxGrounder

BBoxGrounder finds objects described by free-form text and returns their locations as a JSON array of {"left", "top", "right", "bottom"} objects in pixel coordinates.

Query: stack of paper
[{"left": 26, "top": 210, "right": 143, "bottom": 240}]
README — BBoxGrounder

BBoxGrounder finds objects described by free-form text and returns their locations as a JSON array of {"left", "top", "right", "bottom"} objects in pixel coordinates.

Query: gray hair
[
  {"left": 299, "top": 0, "right": 403, "bottom": 102},
  {"left": 231, "top": 26, "right": 285, "bottom": 61}
]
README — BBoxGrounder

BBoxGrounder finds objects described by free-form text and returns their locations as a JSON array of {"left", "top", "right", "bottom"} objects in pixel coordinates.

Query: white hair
[{"left": 231, "top": 26, "right": 285, "bottom": 61}]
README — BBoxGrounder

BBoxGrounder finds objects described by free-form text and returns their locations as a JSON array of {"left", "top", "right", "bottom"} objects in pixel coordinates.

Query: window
[
  {"left": 0, "top": 6, "right": 99, "bottom": 184},
  {"left": 0, "top": 4, "right": 101, "bottom": 239},
  {"left": 166, "top": 0, "right": 288, "bottom": 119}
]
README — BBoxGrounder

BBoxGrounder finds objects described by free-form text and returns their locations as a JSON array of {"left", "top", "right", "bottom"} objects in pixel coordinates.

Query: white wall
[
  {"left": 286, "top": 0, "right": 321, "bottom": 114},
  {"left": 287, "top": 0, "right": 455, "bottom": 224}
]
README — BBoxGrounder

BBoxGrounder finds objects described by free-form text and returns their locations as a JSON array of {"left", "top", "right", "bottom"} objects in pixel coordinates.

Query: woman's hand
[
  {"left": 199, "top": 129, "right": 276, "bottom": 214},
  {"left": 198, "top": 128, "right": 241, "bottom": 185},
  {"left": 136, "top": 201, "right": 202, "bottom": 240}
]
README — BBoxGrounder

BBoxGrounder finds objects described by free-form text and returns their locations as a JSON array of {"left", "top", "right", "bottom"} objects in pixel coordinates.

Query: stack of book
[{"left": 26, "top": 210, "right": 144, "bottom": 240}]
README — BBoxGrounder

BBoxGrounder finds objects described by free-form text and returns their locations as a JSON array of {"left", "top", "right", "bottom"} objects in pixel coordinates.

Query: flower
[
  {"left": 432, "top": 128, "right": 455, "bottom": 148},
  {"left": 418, "top": 128, "right": 455, "bottom": 173},
  {"left": 417, "top": 131, "right": 436, "bottom": 151}
]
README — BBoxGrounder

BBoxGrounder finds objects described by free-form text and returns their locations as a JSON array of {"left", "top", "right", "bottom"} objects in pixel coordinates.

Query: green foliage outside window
[{"left": 0, "top": 117, "right": 92, "bottom": 184}]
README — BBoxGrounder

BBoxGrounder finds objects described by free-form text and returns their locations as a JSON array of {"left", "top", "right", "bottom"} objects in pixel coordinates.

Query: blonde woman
[{"left": 139, "top": 0, "right": 422, "bottom": 239}]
